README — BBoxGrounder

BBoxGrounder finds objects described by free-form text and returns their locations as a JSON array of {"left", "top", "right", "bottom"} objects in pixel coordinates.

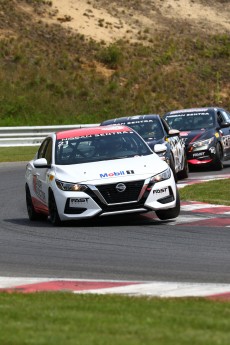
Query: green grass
[
  {"left": 0, "top": 293, "right": 230, "bottom": 345},
  {"left": 0, "top": 146, "right": 38, "bottom": 162},
  {"left": 179, "top": 179, "right": 230, "bottom": 206}
]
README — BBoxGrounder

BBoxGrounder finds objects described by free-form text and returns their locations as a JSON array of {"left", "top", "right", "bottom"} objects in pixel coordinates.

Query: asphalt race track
[{"left": 0, "top": 161, "right": 230, "bottom": 286}]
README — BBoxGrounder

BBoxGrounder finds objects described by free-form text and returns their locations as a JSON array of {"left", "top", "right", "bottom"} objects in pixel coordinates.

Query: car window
[
  {"left": 37, "top": 138, "right": 52, "bottom": 164},
  {"left": 165, "top": 111, "right": 215, "bottom": 130},
  {"left": 37, "top": 138, "right": 49, "bottom": 159},
  {"left": 44, "top": 139, "right": 52, "bottom": 164},
  {"left": 225, "top": 110, "right": 230, "bottom": 121},
  {"left": 125, "top": 120, "right": 164, "bottom": 140},
  {"left": 55, "top": 131, "right": 152, "bottom": 165},
  {"left": 160, "top": 118, "right": 170, "bottom": 133},
  {"left": 219, "top": 110, "right": 230, "bottom": 123}
]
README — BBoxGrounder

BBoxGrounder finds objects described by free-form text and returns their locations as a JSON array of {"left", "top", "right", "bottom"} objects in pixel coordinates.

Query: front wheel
[
  {"left": 177, "top": 154, "right": 189, "bottom": 180},
  {"left": 155, "top": 188, "right": 180, "bottom": 220},
  {"left": 49, "top": 192, "right": 61, "bottom": 226},
  {"left": 168, "top": 153, "right": 177, "bottom": 182},
  {"left": 212, "top": 143, "right": 224, "bottom": 170}
]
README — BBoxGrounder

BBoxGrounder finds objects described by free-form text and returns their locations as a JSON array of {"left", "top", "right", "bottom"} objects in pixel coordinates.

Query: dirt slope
[{"left": 17, "top": 0, "right": 230, "bottom": 43}]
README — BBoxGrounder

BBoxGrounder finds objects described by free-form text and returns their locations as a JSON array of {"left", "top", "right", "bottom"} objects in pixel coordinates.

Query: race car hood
[
  {"left": 54, "top": 154, "right": 168, "bottom": 184},
  {"left": 179, "top": 128, "right": 215, "bottom": 146}
]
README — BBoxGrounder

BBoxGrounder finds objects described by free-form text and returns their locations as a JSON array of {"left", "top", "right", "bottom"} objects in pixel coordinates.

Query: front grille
[{"left": 96, "top": 180, "right": 145, "bottom": 204}]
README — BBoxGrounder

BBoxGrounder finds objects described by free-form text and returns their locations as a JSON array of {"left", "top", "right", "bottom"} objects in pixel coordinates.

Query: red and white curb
[
  {"left": 174, "top": 201, "right": 230, "bottom": 227},
  {"left": 143, "top": 200, "right": 230, "bottom": 227},
  {"left": 177, "top": 173, "right": 230, "bottom": 189},
  {"left": 175, "top": 174, "right": 230, "bottom": 227},
  {"left": 0, "top": 277, "right": 230, "bottom": 300}
]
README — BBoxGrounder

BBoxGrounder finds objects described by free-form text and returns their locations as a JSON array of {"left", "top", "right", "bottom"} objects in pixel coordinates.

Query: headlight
[
  {"left": 191, "top": 137, "right": 214, "bottom": 150},
  {"left": 56, "top": 180, "right": 88, "bottom": 191},
  {"left": 150, "top": 167, "right": 171, "bottom": 183}
]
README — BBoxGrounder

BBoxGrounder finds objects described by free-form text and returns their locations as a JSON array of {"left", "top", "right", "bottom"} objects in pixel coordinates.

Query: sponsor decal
[
  {"left": 57, "top": 127, "right": 132, "bottom": 140},
  {"left": 153, "top": 188, "right": 168, "bottom": 194},
  {"left": 126, "top": 120, "right": 153, "bottom": 124},
  {"left": 100, "top": 170, "right": 134, "bottom": 178},
  {"left": 223, "top": 135, "right": 230, "bottom": 148},
  {"left": 152, "top": 187, "right": 170, "bottom": 200},
  {"left": 69, "top": 198, "right": 89, "bottom": 208},
  {"left": 100, "top": 126, "right": 124, "bottom": 131},
  {"left": 109, "top": 119, "right": 154, "bottom": 125},
  {"left": 70, "top": 198, "right": 89, "bottom": 203},
  {"left": 60, "top": 131, "right": 132, "bottom": 142},
  {"left": 169, "top": 109, "right": 209, "bottom": 115},
  {"left": 33, "top": 176, "right": 46, "bottom": 201},
  {"left": 126, "top": 170, "right": 134, "bottom": 174},
  {"left": 193, "top": 152, "right": 205, "bottom": 157},
  {"left": 60, "top": 135, "right": 92, "bottom": 141},
  {"left": 94, "top": 131, "right": 131, "bottom": 137}
]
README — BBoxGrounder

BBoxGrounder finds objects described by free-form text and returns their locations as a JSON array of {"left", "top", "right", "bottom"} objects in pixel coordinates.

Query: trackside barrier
[{"left": 0, "top": 124, "right": 99, "bottom": 147}]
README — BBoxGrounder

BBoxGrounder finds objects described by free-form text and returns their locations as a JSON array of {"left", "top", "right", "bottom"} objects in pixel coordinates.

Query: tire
[
  {"left": 177, "top": 154, "right": 189, "bottom": 180},
  {"left": 26, "top": 185, "right": 47, "bottom": 221},
  {"left": 155, "top": 188, "right": 180, "bottom": 220},
  {"left": 49, "top": 191, "right": 61, "bottom": 226},
  {"left": 169, "top": 153, "right": 177, "bottom": 182},
  {"left": 212, "top": 143, "right": 224, "bottom": 170}
]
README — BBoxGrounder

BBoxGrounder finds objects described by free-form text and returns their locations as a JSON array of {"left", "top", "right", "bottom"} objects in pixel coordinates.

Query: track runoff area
[{"left": 1, "top": 174, "right": 230, "bottom": 299}]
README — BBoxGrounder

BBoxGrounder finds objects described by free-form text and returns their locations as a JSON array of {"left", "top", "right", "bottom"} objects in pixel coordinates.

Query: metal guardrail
[{"left": 0, "top": 124, "right": 99, "bottom": 147}]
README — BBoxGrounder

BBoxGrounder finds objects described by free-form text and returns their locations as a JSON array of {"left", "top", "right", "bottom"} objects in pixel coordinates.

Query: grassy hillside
[{"left": 0, "top": 0, "right": 229, "bottom": 126}]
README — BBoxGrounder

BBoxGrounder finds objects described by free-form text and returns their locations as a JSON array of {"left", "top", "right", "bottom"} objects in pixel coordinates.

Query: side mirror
[
  {"left": 154, "top": 143, "right": 167, "bottom": 154},
  {"left": 220, "top": 122, "right": 230, "bottom": 128},
  {"left": 33, "top": 158, "right": 50, "bottom": 168},
  {"left": 168, "top": 129, "right": 180, "bottom": 137}
]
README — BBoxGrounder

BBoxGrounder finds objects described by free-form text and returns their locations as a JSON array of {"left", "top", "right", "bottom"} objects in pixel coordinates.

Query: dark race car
[
  {"left": 101, "top": 114, "right": 189, "bottom": 180},
  {"left": 163, "top": 107, "right": 230, "bottom": 170}
]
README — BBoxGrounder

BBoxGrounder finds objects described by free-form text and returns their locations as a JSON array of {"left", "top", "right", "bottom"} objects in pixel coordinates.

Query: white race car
[{"left": 25, "top": 125, "right": 180, "bottom": 225}]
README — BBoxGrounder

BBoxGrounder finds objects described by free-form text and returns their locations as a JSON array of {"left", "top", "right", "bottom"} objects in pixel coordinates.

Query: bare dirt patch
[
  {"left": 11, "top": 0, "right": 229, "bottom": 44},
  {"left": 30, "top": 0, "right": 230, "bottom": 43}
]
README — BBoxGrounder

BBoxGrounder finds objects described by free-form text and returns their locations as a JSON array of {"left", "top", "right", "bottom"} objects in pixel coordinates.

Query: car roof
[
  {"left": 165, "top": 107, "right": 223, "bottom": 115},
  {"left": 56, "top": 125, "right": 133, "bottom": 140},
  {"left": 101, "top": 114, "right": 161, "bottom": 125}
]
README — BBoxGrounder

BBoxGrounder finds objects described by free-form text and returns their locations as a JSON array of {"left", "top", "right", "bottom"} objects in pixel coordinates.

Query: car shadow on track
[{"left": 4, "top": 212, "right": 174, "bottom": 228}]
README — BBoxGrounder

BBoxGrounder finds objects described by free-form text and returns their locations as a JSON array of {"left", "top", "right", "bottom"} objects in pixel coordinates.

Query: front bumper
[
  {"left": 53, "top": 175, "right": 178, "bottom": 221},
  {"left": 187, "top": 146, "right": 216, "bottom": 165}
]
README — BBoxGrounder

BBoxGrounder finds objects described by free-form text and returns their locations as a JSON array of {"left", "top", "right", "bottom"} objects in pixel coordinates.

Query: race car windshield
[
  {"left": 118, "top": 120, "right": 164, "bottom": 141},
  {"left": 165, "top": 112, "right": 215, "bottom": 131},
  {"left": 55, "top": 131, "right": 152, "bottom": 165}
]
